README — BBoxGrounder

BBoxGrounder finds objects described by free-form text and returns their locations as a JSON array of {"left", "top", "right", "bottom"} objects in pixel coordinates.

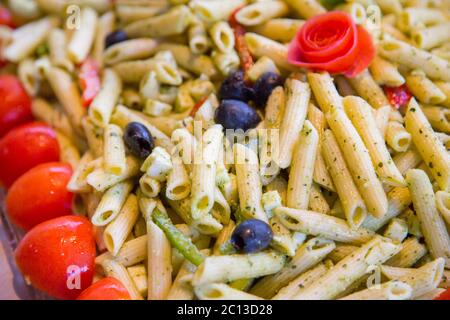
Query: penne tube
[
  {"left": 369, "top": 56, "right": 405, "bottom": 87},
  {"left": 385, "top": 121, "right": 412, "bottom": 153},
  {"left": 406, "top": 169, "right": 450, "bottom": 267},
  {"left": 140, "top": 200, "right": 172, "bottom": 300},
  {"left": 189, "top": 0, "right": 247, "bottom": 23},
  {"left": 378, "top": 36, "right": 450, "bottom": 82},
  {"left": 89, "top": 69, "right": 122, "bottom": 127},
  {"left": 124, "top": 5, "right": 191, "bottom": 38},
  {"left": 405, "top": 99, "right": 450, "bottom": 191},
  {"left": 92, "top": 11, "right": 115, "bottom": 68},
  {"left": 48, "top": 28, "right": 74, "bottom": 72},
  {"left": 191, "top": 125, "right": 223, "bottom": 219},
  {"left": 362, "top": 187, "right": 412, "bottom": 231},
  {"left": 31, "top": 99, "right": 85, "bottom": 151},
  {"left": 55, "top": 132, "right": 80, "bottom": 169},
  {"left": 188, "top": 15, "right": 210, "bottom": 55},
  {"left": 87, "top": 156, "right": 140, "bottom": 192},
  {"left": 113, "top": 58, "right": 182, "bottom": 85},
  {"left": 67, "top": 7, "right": 98, "bottom": 64},
  {"left": 91, "top": 180, "right": 134, "bottom": 226},
  {"left": 375, "top": 105, "right": 392, "bottom": 138},
  {"left": 96, "top": 234, "right": 147, "bottom": 268},
  {"left": 195, "top": 283, "right": 264, "bottom": 300},
  {"left": 250, "top": 18, "right": 304, "bottom": 43},
  {"left": 322, "top": 130, "right": 367, "bottom": 229},
  {"left": 308, "top": 103, "right": 335, "bottom": 191},
  {"left": 339, "top": 280, "right": 412, "bottom": 300},
  {"left": 100, "top": 258, "right": 143, "bottom": 300},
  {"left": 244, "top": 33, "right": 295, "bottom": 72},
  {"left": 103, "top": 124, "right": 126, "bottom": 175},
  {"left": 3, "top": 16, "right": 58, "bottom": 63},
  {"left": 284, "top": 0, "right": 326, "bottom": 18},
  {"left": 406, "top": 71, "right": 446, "bottom": 105},
  {"left": 382, "top": 258, "right": 445, "bottom": 298},
  {"left": 274, "top": 207, "right": 375, "bottom": 244},
  {"left": 278, "top": 79, "right": 311, "bottom": 169},
  {"left": 286, "top": 121, "right": 318, "bottom": 210},
  {"left": 208, "top": 21, "right": 234, "bottom": 53},
  {"left": 235, "top": 1, "right": 289, "bottom": 26},
  {"left": 344, "top": 96, "right": 406, "bottom": 187},
  {"left": 346, "top": 70, "right": 390, "bottom": 109},
  {"left": 422, "top": 106, "right": 450, "bottom": 134},
  {"left": 272, "top": 263, "right": 330, "bottom": 300},
  {"left": 291, "top": 236, "right": 401, "bottom": 300},
  {"left": 45, "top": 67, "right": 86, "bottom": 133},
  {"left": 436, "top": 191, "right": 450, "bottom": 226},
  {"left": 433, "top": 81, "right": 450, "bottom": 108},
  {"left": 104, "top": 194, "right": 139, "bottom": 255},
  {"left": 191, "top": 251, "right": 285, "bottom": 286},
  {"left": 386, "top": 237, "right": 428, "bottom": 268},
  {"left": 156, "top": 43, "right": 218, "bottom": 79},
  {"left": 308, "top": 183, "right": 331, "bottom": 214},
  {"left": 307, "top": 72, "right": 344, "bottom": 114},
  {"left": 326, "top": 108, "right": 388, "bottom": 218},
  {"left": 234, "top": 143, "right": 267, "bottom": 222},
  {"left": 127, "top": 264, "right": 148, "bottom": 298},
  {"left": 411, "top": 22, "right": 450, "bottom": 50},
  {"left": 250, "top": 238, "right": 335, "bottom": 299},
  {"left": 104, "top": 39, "right": 159, "bottom": 66}
]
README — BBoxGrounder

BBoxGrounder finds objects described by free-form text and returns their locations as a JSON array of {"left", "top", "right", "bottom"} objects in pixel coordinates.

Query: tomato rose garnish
[{"left": 287, "top": 11, "right": 375, "bottom": 77}]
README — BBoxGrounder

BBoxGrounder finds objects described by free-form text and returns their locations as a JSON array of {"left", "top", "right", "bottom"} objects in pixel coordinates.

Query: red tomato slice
[
  {"left": 77, "top": 277, "right": 131, "bottom": 300},
  {"left": 0, "top": 122, "right": 60, "bottom": 188},
  {"left": 434, "top": 289, "right": 450, "bottom": 300},
  {"left": 0, "top": 6, "right": 15, "bottom": 28},
  {"left": 383, "top": 84, "right": 413, "bottom": 109},
  {"left": 0, "top": 75, "right": 33, "bottom": 137},
  {"left": 229, "top": 6, "right": 254, "bottom": 80},
  {"left": 6, "top": 162, "right": 74, "bottom": 230},
  {"left": 79, "top": 58, "right": 101, "bottom": 107},
  {"left": 15, "top": 216, "right": 95, "bottom": 300}
]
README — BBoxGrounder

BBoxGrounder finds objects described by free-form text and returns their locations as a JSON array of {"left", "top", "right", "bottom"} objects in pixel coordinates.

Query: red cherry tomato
[
  {"left": 0, "top": 6, "right": 15, "bottom": 28},
  {"left": 15, "top": 216, "right": 95, "bottom": 300},
  {"left": 434, "top": 289, "right": 450, "bottom": 300},
  {"left": 79, "top": 58, "right": 101, "bottom": 107},
  {"left": 77, "top": 277, "right": 131, "bottom": 300},
  {"left": 6, "top": 162, "right": 74, "bottom": 230},
  {"left": 0, "top": 75, "right": 33, "bottom": 137},
  {"left": 0, "top": 122, "right": 60, "bottom": 188}
]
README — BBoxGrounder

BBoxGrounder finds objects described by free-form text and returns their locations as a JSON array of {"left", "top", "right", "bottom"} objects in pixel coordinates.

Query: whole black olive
[{"left": 123, "top": 122, "right": 154, "bottom": 159}]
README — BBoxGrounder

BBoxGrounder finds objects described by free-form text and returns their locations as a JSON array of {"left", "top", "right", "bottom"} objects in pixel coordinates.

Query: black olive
[
  {"left": 253, "top": 72, "right": 284, "bottom": 108},
  {"left": 214, "top": 100, "right": 261, "bottom": 131},
  {"left": 105, "top": 30, "right": 128, "bottom": 49},
  {"left": 219, "top": 70, "right": 254, "bottom": 102},
  {"left": 231, "top": 219, "right": 273, "bottom": 253},
  {"left": 123, "top": 122, "right": 154, "bottom": 159}
]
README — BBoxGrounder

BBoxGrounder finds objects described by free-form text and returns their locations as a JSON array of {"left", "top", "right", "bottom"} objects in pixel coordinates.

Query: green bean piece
[{"left": 152, "top": 208, "right": 205, "bottom": 266}]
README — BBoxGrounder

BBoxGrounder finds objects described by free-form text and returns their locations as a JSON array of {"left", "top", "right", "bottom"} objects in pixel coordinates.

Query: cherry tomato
[
  {"left": 77, "top": 277, "right": 131, "bottom": 300},
  {"left": 434, "top": 289, "right": 450, "bottom": 300},
  {"left": 6, "top": 162, "right": 73, "bottom": 230},
  {"left": 0, "top": 6, "right": 15, "bottom": 28},
  {"left": 0, "top": 122, "right": 60, "bottom": 188},
  {"left": 0, "top": 75, "right": 33, "bottom": 137},
  {"left": 15, "top": 216, "right": 95, "bottom": 300}
]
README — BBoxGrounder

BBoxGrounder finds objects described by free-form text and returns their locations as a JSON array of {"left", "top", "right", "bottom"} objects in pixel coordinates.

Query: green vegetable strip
[{"left": 152, "top": 208, "right": 205, "bottom": 266}]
